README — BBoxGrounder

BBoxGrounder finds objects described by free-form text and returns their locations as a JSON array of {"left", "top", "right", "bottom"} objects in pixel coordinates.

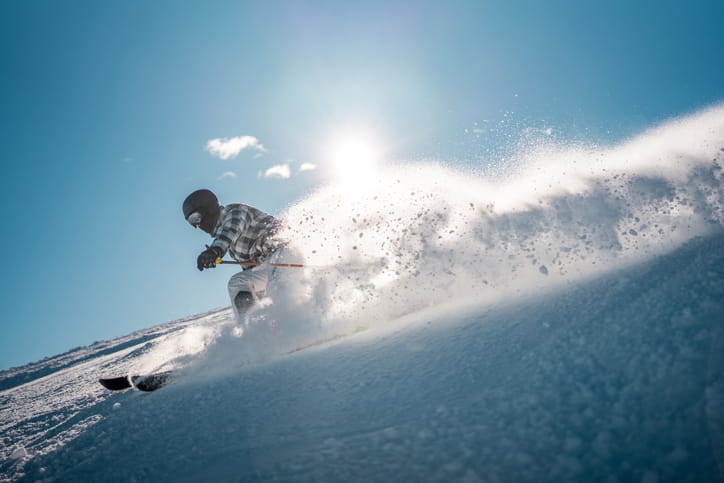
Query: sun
[{"left": 324, "top": 129, "right": 384, "bottom": 188}]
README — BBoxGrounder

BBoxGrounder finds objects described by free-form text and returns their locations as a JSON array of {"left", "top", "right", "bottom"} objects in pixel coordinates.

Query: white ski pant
[
  {"left": 228, "top": 264, "right": 272, "bottom": 322},
  {"left": 227, "top": 247, "right": 299, "bottom": 321}
]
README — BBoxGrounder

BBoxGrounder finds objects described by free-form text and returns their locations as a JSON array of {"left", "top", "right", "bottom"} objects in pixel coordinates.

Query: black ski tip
[
  {"left": 99, "top": 371, "right": 174, "bottom": 392},
  {"left": 99, "top": 375, "right": 133, "bottom": 391},
  {"left": 131, "top": 371, "right": 173, "bottom": 392}
]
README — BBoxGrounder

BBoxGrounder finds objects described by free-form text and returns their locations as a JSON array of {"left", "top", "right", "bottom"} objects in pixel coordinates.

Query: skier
[{"left": 182, "top": 189, "right": 287, "bottom": 321}]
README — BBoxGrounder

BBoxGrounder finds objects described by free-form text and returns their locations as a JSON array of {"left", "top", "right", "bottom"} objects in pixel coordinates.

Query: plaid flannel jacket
[{"left": 210, "top": 204, "right": 281, "bottom": 264}]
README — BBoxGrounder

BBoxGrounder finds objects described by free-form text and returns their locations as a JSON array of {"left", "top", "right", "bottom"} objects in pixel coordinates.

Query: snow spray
[
  {"left": 145, "top": 104, "right": 724, "bottom": 373},
  {"left": 276, "top": 105, "right": 723, "bottom": 328}
]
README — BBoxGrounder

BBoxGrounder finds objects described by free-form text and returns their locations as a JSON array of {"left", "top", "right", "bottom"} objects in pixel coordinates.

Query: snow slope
[{"left": 1, "top": 106, "right": 723, "bottom": 482}]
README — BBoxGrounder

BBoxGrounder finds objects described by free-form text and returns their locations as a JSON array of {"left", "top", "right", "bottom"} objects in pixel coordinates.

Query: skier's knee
[{"left": 234, "top": 291, "right": 254, "bottom": 313}]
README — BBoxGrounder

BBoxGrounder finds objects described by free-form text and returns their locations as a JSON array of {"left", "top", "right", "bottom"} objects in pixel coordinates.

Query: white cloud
[
  {"left": 262, "top": 164, "right": 291, "bottom": 179},
  {"left": 299, "top": 163, "right": 317, "bottom": 172},
  {"left": 205, "top": 135, "right": 266, "bottom": 160},
  {"left": 218, "top": 171, "right": 237, "bottom": 180}
]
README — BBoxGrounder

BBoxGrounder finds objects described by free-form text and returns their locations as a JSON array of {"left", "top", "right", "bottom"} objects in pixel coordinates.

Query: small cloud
[
  {"left": 205, "top": 135, "right": 266, "bottom": 160},
  {"left": 218, "top": 171, "right": 237, "bottom": 180},
  {"left": 261, "top": 164, "right": 291, "bottom": 179},
  {"left": 299, "top": 163, "right": 317, "bottom": 172}
]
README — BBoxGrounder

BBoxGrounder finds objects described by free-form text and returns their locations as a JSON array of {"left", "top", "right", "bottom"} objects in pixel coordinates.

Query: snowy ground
[
  {"left": 1, "top": 232, "right": 723, "bottom": 482},
  {"left": 1, "top": 106, "right": 723, "bottom": 482}
]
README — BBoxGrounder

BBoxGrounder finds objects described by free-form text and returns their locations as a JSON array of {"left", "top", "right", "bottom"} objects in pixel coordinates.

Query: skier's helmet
[{"left": 182, "top": 189, "right": 221, "bottom": 234}]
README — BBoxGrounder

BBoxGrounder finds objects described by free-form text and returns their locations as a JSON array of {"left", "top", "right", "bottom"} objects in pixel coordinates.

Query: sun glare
[{"left": 325, "top": 130, "right": 384, "bottom": 188}]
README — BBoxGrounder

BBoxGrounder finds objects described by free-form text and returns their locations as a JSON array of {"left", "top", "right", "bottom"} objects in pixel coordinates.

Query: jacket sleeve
[{"left": 210, "top": 205, "right": 248, "bottom": 256}]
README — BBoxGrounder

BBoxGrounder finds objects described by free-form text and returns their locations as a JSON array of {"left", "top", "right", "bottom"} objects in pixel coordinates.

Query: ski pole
[
  {"left": 205, "top": 244, "right": 306, "bottom": 268},
  {"left": 215, "top": 258, "right": 306, "bottom": 268}
]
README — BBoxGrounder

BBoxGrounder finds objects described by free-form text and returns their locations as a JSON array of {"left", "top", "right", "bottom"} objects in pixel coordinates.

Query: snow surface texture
[{"left": 1, "top": 106, "right": 723, "bottom": 482}]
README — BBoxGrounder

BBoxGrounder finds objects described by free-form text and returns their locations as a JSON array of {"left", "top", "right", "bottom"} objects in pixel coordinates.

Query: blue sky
[{"left": 1, "top": 0, "right": 722, "bottom": 370}]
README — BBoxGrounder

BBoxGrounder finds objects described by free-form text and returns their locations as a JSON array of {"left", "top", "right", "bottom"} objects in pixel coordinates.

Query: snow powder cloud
[
  {"left": 205, "top": 135, "right": 266, "bottom": 160},
  {"left": 273, "top": 104, "right": 724, "bottom": 332}
]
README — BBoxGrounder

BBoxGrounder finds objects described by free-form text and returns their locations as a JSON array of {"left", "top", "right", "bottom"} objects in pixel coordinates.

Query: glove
[{"left": 197, "top": 246, "right": 223, "bottom": 271}]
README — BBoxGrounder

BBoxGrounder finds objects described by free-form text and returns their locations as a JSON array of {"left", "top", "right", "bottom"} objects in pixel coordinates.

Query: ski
[
  {"left": 99, "top": 331, "right": 355, "bottom": 393},
  {"left": 132, "top": 372, "right": 173, "bottom": 391},
  {"left": 99, "top": 375, "right": 132, "bottom": 391},
  {"left": 99, "top": 371, "right": 174, "bottom": 392}
]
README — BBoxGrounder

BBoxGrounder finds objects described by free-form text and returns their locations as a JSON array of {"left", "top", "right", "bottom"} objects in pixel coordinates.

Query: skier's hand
[{"left": 197, "top": 246, "right": 222, "bottom": 271}]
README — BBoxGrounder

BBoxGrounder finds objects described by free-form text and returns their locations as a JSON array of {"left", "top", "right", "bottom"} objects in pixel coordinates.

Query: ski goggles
[{"left": 186, "top": 211, "right": 203, "bottom": 227}]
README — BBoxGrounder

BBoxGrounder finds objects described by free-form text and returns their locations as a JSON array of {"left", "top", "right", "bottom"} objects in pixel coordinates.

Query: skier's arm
[{"left": 210, "top": 204, "right": 249, "bottom": 257}]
